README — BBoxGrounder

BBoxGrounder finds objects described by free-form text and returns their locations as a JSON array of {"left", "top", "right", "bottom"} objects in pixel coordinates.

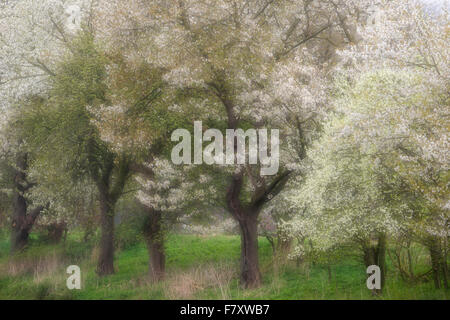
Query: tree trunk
[
  {"left": 238, "top": 213, "right": 261, "bottom": 288},
  {"left": 10, "top": 151, "right": 44, "bottom": 255},
  {"left": 144, "top": 208, "right": 165, "bottom": 282},
  {"left": 147, "top": 238, "right": 165, "bottom": 282},
  {"left": 442, "top": 245, "right": 448, "bottom": 289},
  {"left": 378, "top": 233, "right": 387, "bottom": 291},
  {"left": 327, "top": 264, "right": 333, "bottom": 282},
  {"left": 92, "top": 154, "right": 130, "bottom": 277},
  {"left": 97, "top": 193, "right": 115, "bottom": 276},
  {"left": 45, "top": 222, "right": 67, "bottom": 244},
  {"left": 442, "top": 259, "right": 448, "bottom": 290},
  {"left": 10, "top": 192, "right": 30, "bottom": 254},
  {"left": 428, "top": 237, "right": 443, "bottom": 289},
  {"left": 362, "top": 233, "right": 387, "bottom": 295},
  {"left": 10, "top": 199, "right": 43, "bottom": 254}
]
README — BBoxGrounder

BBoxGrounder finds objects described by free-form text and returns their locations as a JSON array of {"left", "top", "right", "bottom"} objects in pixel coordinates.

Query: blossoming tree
[
  {"left": 88, "top": 0, "right": 377, "bottom": 288},
  {"left": 287, "top": 0, "right": 449, "bottom": 290}
]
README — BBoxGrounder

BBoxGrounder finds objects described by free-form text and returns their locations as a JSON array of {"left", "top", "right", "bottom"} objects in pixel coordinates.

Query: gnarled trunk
[
  {"left": 10, "top": 196, "right": 43, "bottom": 254},
  {"left": 97, "top": 192, "right": 115, "bottom": 276},
  {"left": 144, "top": 208, "right": 165, "bottom": 282},
  {"left": 226, "top": 173, "right": 263, "bottom": 288},
  {"left": 238, "top": 212, "right": 261, "bottom": 288},
  {"left": 10, "top": 153, "right": 43, "bottom": 254},
  {"left": 217, "top": 79, "right": 292, "bottom": 289}
]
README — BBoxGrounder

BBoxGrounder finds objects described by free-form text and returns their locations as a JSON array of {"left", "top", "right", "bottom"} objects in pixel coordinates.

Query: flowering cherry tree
[
  {"left": 0, "top": 0, "right": 94, "bottom": 253},
  {"left": 0, "top": 104, "right": 48, "bottom": 253},
  {"left": 90, "top": 0, "right": 376, "bottom": 288},
  {"left": 286, "top": 0, "right": 449, "bottom": 289},
  {"left": 336, "top": 0, "right": 449, "bottom": 288}
]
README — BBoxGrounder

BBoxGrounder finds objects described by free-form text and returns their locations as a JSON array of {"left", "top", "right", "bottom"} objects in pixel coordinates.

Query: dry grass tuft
[
  {"left": 3, "top": 250, "right": 62, "bottom": 279},
  {"left": 164, "top": 263, "right": 235, "bottom": 299}
]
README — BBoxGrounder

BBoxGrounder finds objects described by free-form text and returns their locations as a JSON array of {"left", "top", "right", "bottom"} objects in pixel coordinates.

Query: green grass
[{"left": 0, "top": 233, "right": 447, "bottom": 300}]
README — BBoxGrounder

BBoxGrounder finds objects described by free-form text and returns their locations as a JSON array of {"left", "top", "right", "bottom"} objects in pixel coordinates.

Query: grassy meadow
[{"left": 0, "top": 232, "right": 447, "bottom": 300}]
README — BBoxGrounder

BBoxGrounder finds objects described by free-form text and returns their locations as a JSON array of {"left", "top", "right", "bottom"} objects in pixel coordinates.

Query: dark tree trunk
[
  {"left": 362, "top": 233, "right": 387, "bottom": 295},
  {"left": 10, "top": 192, "right": 29, "bottom": 254},
  {"left": 11, "top": 200, "right": 44, "bottom": 254},
  {"left": 96, "top": 192, "right": 115, "bottom": 276},
  {"left": 238, "top": 213, "right": 261, "bottom": 288},
  {"left": 10, "top": 197, "right": 43, "bottom": 254},
  {"left": 442, "top": 246, "right": 448, "bottom": 289},
  {"left": 147, "top": 238, "right": 165, "bottom": 282},
  {"left": 143, "top": 208, "right": 165, "bottom": 282},
  {"left": 45, "top": 222, "right": 67, "bottom": 244},
  {"left": 378, "top": 233, "right": 387, "bottom": 290},
  {"left": 226, "top": 174, "right": 262, "bottom": 288},
  {"left": 442, "top": 260, "right": 448, "bottom": 290},
  {"left": 428, "top": 237, "right": 443, "bottom": 289},
  {"left": 225, "top": 169, "right": 290, "bottom": 289},
  {"left": 10, "top": 153, "right": 43, "bottom": 254},
  {"left": 214, "top": 80, "right": 292, "bottom": 289},
  {"left": 94, "top": 156, "right": 130, "bottom": 277}
]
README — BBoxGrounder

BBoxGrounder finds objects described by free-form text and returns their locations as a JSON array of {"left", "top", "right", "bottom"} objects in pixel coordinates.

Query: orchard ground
[{"left": 0, "top": 232, "right": 447, "bottom": 300}]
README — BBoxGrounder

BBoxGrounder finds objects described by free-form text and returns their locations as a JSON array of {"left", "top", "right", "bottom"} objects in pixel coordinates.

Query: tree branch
[{"left": 252, "top": 170, "right": 292, "bottom": 209}]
